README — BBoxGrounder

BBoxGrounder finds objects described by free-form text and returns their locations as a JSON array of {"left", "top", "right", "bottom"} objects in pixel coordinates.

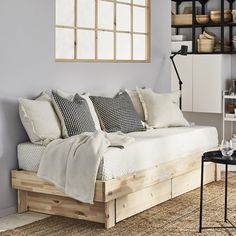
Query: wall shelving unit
[{"left": 172, "top": 0, "right": 236, "bottom": 54}]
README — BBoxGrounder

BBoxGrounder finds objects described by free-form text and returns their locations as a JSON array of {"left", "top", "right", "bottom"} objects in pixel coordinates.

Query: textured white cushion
[
  {"left": 137, "top": 88, "right": 180, "bottom": 121},
  {"left": 137, "top": 88, "right": 189, "bottom": 128},
  {"left": 19, "top": 94, "right": 61, "bottom": 145},
  {"left": 56, "top": 89, "right": 101, "bottom": 130},
  {"left": 125, "top": 89, "right": 145, "bottom": 121}
]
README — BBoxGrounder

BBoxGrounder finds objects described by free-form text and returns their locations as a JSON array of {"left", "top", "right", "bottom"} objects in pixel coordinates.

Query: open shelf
[
  {"left": 171, "top": 0, "right": 209, "bottom": 3},
  {"left": 172, "top": 24, "right": 192, "bottom": 28},
  {"left": 172, "top": 0, "right": 236, "bottom": 54},
  {"left": 172, "top": 0, "right": 236, "bottom": 2},
  {"left": 195, "top": 51, "right": 234, "bottom": 54},
  {"left": 224, "top": 117, "right": 236, "bottom": 121},
  {"left": 172, "top": 51, "right": 236, "bottom": 54},
  {"left": 172, "top": 22, "right": 236, "bottom": 28},
  {"left": 224, "top": 95, "right": 236, "bottom": 99}
]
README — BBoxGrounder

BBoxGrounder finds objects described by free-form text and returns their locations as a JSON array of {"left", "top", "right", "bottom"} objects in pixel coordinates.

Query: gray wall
[
  {"left": 0, "top": 0, "right": 171, "bottom": 216},
  {"left": 183, "top": 112, "right": 223, "bottom": 140}
]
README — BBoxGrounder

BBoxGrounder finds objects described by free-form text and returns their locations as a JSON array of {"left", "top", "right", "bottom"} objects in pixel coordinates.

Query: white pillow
[
  {"left": 56, "top": 89, "right": 101, "bottom": 130},
  {"left": 137, "top": 88, "right": 189, "bottom": 128},
  {"left": 137, "top": 88, "right": 180, "bottom": 122},
  {"left": 19, "top": 94, "right": 61, "bottom": 145},
  {"left": 125, "top": 89, "right": 145, "bottom": 121}
]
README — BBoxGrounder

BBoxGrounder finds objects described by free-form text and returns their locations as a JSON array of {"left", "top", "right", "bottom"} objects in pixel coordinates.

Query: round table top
[{"left": 203, "top": 150, "right": 236, "bottom": 165}]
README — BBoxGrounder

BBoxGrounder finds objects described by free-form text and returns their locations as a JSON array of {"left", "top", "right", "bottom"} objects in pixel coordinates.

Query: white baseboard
[{"left": 0, "top": 206, "right": 17, "bottom": 218}]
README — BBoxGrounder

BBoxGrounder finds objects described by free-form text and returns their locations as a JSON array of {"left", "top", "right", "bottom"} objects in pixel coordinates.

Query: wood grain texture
[
  {"left": 104, "top": 200, "right": 115, "bottom": 229},
  {"left": 171, "top": 163, "right": 215, "bottom": 198},
  {"left": 116, "top": 179, "right": 171, "bottom": 222},
  {"left": 17, "top": 190, "right": 28, "bottom": 213},
  {"left": 28, "top": 192, "right": 105, "bottom": 224},
  {"left": 12, "top": 170, "right": 105, "bottom": 202},
  {"left": 103, "top": 152, "right": 210, "bottom": 202}
]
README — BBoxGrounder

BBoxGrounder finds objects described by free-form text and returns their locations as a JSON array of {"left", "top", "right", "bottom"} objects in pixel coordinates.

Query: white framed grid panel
[{"left": 55, "top": 0, "right": 150, "bottom": 62}]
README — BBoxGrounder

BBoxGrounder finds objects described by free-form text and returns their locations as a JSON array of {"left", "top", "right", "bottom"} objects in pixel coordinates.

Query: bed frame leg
[
  {"left": 18, "top": 190, "right": 28, "bottom": 213},
  {"left": 215, "top": 164, "right": 222, "bottom": 181},
  {"left": 104, "top": 200, "right": 115, "bottom": 229}
]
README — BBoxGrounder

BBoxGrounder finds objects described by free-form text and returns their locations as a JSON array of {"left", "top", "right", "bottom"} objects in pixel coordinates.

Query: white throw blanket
[{"left": 37, "top": 131, "right": 134, "bottom": 204}]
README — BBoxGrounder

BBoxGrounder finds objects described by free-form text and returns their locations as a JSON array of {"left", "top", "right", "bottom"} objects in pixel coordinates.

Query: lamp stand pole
[{"left": 170, "top": 56, "right": 183, "bottom": 110}]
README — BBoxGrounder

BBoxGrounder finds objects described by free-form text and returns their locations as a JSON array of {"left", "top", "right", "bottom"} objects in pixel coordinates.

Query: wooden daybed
[{"left": 11, "top": 150, "right": 220, "bottom": 229}]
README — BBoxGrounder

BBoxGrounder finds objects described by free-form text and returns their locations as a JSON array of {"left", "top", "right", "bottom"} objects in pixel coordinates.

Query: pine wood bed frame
[{"left": 11, "top": 150, "right": 221, "bottom": 229}]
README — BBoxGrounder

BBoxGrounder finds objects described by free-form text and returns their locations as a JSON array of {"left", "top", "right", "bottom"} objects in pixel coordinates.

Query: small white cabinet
[{"left": 171, "top": 54, "right": 231, "bottom": 113}]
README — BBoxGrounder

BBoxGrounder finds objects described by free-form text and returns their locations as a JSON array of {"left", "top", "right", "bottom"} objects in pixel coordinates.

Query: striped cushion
[
  {"left": 52, "top": 92, "right": 96, "bottom": 137},
  {"left": 90, "top": 92, "right": 145, "bottom": 133}
]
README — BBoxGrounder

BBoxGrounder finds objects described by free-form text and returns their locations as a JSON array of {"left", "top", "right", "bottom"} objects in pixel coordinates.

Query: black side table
[{"left": 199, "top": 150, "right": 236, "bottom": 233}]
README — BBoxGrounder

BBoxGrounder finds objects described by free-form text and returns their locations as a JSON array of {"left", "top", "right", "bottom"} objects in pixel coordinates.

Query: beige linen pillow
[
  {"left": 137, "top": 88, "right": 189, "bottom": 128},
  {"left": 137, "top": 88, "right": 180, "bottom": 122},
  {"left": 125, "top": 89, "right": 145, "bottom": 121},
  {"left": 56, "top": 89, "right": 101, "bottom": 130},
  {"left": 19, "top": 94, "right": 61, "bottom": 145}
]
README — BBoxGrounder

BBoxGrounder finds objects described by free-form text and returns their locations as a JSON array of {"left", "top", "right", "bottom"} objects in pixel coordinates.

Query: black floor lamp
[{"left": 170, "top": 45, "right": 188, "bottom": 110}]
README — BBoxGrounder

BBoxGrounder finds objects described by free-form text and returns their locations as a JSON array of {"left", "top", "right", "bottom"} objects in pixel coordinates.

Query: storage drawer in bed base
[{"left": 115, "top": 162, "right": 215, "bottom": 222}]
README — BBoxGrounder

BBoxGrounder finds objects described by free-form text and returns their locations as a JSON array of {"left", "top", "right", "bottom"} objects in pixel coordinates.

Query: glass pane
[
  {"left": 116, "top": 33, "right": 131, "bottom": 60},
  {"left": 56, "top": 0, "right": 74, "bottom": 26},
  {"left": 116, "top": 4, "right": 131, "bottom": 31},
  {"left": 77, "top": 0, "right": 95, "bottom": 28},
  {"left": 133, "top": 34, "right": 146, "bottom": 60},
  {"left": 56, "top": 28, "right": 74, "bottom": 59},
  {"left": 97, "top": 31, "right": 114, "bottom": 60},
  {"left": 98, "top": 1, "right": 114, "bottom": 30},
  {"left": 118, "top": 0, "right": 131, "bottom": 3},
  {"left": 133, "top": 6, "right": 146, "bottom": 33},
  {"left": 133, "top": 0, "right": 147, "bottom": 6},
  {"left": 77, "top": 30, "right": 95, "bottom": 59}
]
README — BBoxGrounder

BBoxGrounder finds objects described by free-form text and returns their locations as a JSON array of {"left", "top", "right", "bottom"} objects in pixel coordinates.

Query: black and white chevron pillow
[
  {"left": 52, "top": 92, "right": 96, "bottom": 137},
  {"left": 90, "top": 92, "right": 145, "bottom": 133}
]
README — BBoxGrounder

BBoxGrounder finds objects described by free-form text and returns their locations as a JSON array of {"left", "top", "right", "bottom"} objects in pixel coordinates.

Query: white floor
[{"left": 0, "top": 212, "right": 49, "bottom": 232}]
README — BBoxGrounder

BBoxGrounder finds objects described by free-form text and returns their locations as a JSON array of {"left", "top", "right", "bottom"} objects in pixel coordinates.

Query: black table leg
[
  {"left": 199, "top": 157, "right": 204, "bottom": 233},
  {"left": 225, "top": 164, "right": 228, "bottom": 223}
]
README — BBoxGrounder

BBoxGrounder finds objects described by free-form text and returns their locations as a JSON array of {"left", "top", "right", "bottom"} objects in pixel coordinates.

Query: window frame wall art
[{"left": 55, "top": 0, "right": 150, "bottom": 62}]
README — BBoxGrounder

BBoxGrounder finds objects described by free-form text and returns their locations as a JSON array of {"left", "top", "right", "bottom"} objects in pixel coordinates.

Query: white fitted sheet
[
  {"left": 17, "top": 126, "right": 218, "bottom": 180},
  {"left": 97, "top": 126, "right": 218, "bottom": 180}
]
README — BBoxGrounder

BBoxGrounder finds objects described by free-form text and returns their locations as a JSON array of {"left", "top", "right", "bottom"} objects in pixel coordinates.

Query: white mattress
[{"left": 17, "top": 126, "right": 218, "bottom": 180}]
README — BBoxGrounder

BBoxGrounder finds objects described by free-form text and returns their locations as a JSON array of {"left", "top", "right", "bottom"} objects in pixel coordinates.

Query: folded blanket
[{"left": 37, "top": 131, "right": 134, "bottom": 204}]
